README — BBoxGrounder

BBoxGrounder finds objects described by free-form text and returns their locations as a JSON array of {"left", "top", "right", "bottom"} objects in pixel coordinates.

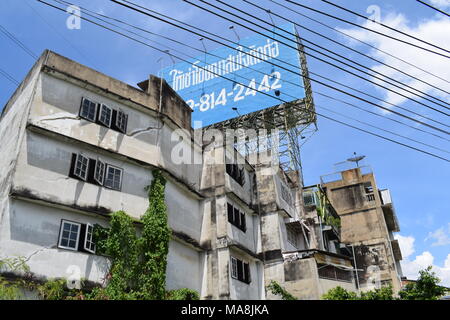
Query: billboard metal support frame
[{"left": 204, "top": 32, "right": 317, "bottom": 186}]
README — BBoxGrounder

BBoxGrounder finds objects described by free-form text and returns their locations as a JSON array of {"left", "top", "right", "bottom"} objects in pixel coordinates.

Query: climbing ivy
[
  {"left": 89, "top": 169, "right": 197, "bottom": 300},
  {"left": 138, "top": 169, "right": 171, "bottom": 299}
]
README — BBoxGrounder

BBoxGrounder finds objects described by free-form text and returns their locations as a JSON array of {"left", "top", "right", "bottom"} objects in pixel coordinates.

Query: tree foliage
[
  {"left": 399, "top": 266, "right": 447, "bottom": 300},
  {"left": 323, "top": 266, "right": 447, "bottom": 300},
  {"left": 321, "top": 286, "right": 358, "bottom": 300},
  {"left": 267, "top": 281, "right": 297, "bottom": 300}
]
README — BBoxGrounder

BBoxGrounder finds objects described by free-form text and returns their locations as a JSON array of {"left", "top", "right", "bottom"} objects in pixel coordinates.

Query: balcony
[{"left": 379, "top": 189, "right": 400, "bottom": 232}]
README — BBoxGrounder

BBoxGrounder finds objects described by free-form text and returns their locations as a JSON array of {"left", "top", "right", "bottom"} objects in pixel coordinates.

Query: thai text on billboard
[{"left": 159, "top": 23, "right": 305, "bottom": 128}]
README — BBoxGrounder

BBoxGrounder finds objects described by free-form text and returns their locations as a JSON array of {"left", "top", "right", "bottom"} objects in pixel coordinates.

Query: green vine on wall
[{"left": 90, "top": 169, "right": 198, "bottom": 300}]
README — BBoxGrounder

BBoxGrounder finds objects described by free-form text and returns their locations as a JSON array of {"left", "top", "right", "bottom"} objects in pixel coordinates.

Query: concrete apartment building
[
  {"left": 0, "top": 50, "right": 401, "bottom": 299},
  {"left": 321, "top": 167, "right": 403, "bottom": 292}
]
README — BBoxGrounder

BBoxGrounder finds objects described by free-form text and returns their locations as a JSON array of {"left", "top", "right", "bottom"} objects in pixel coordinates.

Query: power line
[
  {"left": 321, "top": 0, "right": 450, "bottom": 55},
  {"left": 112, "top": 0, "right": 449, "bottom": 130},
  {"left": 112, "top": 0, "right": 450, "bottom": 133},
  {"left": 417, "top": 0, "right": 450, "bottom": 17},
  {"left": 37, "top": 0, "right": 450, "bottom": 163},
  {"left": 214, "top": 0, "right": 450, "bottom": 112},
  {"left": 284, "top": 0, "right": 450, "bottom": 59},
  {"left": 242, "top": 0, "right": 450, "bottom": 97},
  {"left": 0, "top": 24, "right": 38, "bottom": 60},
  {"left": 184, "top": 0, "right": 450, "bottom": 117},
  {"left": 269, "top": 0, "right": 450, "bottom": 85},
  {"left": 57, "top": 0, "right": 450, "bottom": 143},
  {"left": 22, "top": 0, "right": 94, "bottom": 66},
  {"left": 317, "top": 105, "right": 449, "bottom": 154},
  {"left": 0, "top": 67, "right": 20, "bottom": 86},
  {"left": 319, "top": 113, "right": 449, "bottom": 162}
]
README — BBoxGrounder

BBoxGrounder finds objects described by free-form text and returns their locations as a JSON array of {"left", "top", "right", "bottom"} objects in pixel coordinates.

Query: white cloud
[
  {"left": 395, "top": 234, "right": 450, "bottom": 286},
  {"left": 396, "top": 234, "right": 415, "bottom": 258},
  {"left": 426, "top": 223, "right": 450, "bottom": 247},
  {"left": 430, "top": 0, "right": 450, "bottom": 9},
  {"left": 337, "top": 11, "right": 450, "bottom": 110}
]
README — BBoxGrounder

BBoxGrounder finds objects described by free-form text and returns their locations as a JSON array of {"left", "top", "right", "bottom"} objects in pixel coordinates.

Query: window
[
  {"left": 58, "top": 220, "right": 81, "bottom": 251},
  {"left": 98, "top": 104, "right": 112, "bottom": 127},
  {"left": 70, "top": 153, "right": 124, "bottom": 190},
  {"left": 104, "top": 165, "right": 123, "bottom": 191},
  {"left": 227, "top": 202, "right": 246, "bottom": 232},
  {"left": 318, "top": 264, "right": 352, "bottom": 282},
  {"left": 364, "top": 182, "right": 375, "bottom": 202},
  {"left": 286, "top": 227, "right": 298, "bottom": 248},
  {"left": 79, "top": 98, "right": 128, "bottom": 134},
  {"left": 73, "top": 154, "right": 89, "bottom": 181},
  {"left": 94, "top": 159, "right": 106, "bottom": 185},
  {"left": 230, "top": 256, "right": 251, "bottom": 284},
  {"left": 84, "top": 224, "right": 96, "bottom": 254},
  {"left": 231, "top": 257, "right": 238, "bottom": 279},
  {"left": 80, "top": 98, "right": 98, "bottom": 122},
  {"left": 281, "top": 184, "right": 293, "bottom": 206},
  {"left": 226, "top": 161, "right": 245, "bottom": 186},
  {"left": 303, "top": 192, "right": 316, "bottom": 207},
  {"left": 58, "top": 220, "right": 97, "bottom": 254},
  {"left": 115, "top": 110, "right": 128, "bottom": 133}
]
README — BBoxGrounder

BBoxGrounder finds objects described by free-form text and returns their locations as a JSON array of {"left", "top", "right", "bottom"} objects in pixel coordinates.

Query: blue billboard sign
[{"left": 159, "top": 23, "right": 305, "bottom": 128}]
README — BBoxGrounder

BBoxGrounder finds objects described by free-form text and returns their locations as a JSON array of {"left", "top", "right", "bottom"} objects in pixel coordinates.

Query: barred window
[
  {"left": 287, "top": 226, "right": 298, "bottom": 248},
  {"left": 318, "top": 264, "right": 353, "bottom": 282},
  {"left": 104, "top": 165, "right": 123, "bottom": 191},
  {"left": 281, "top": 184, "right": 293, "bottom": 206},
  {"left": 231, "top": 257, "right": 238, "bottom": 279},
  {"left": 303, "top": 192, "right": 316, "bottom": 207},
  {"left": 80, "top": 98, "right": 98, "bottom": 122},
  {"left": 73, "top": 154, "right": 89, "bottom": 181},
  {"left": 98, "top": 104, "right": 112, "bottom": 127}
]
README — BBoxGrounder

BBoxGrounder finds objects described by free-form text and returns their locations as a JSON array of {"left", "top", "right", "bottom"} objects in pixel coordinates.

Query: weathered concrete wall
[
  {"left": 166, "top": 239, "right": 204, "bottom": 293},
  {"left": 12, "top": 131, "right": 151, "bottom": 219},
  {"left": 29, "top": 72, "right": 202, "bottom": 193},
  {"left": 0, "top": 198, "right": 109, "bottom": 283},
  {"left": 339, "top": 209, "right": 385, "bottom": 243},
  {"left": 0, "top": 58, "right": 42, "bottom": 229},
  {"left": 283, "top": 258, "right": 320, "bottom": 300}
]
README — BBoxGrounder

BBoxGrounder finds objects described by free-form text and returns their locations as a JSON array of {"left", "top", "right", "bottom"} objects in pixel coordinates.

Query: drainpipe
[{"left": 351, "top": 244, "right": 361, "bottom": 294}]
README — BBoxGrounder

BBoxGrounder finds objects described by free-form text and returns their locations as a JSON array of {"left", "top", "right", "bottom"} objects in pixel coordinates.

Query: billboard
[{"left": 159, "top": 23, "right": 305, "bottom": 128}]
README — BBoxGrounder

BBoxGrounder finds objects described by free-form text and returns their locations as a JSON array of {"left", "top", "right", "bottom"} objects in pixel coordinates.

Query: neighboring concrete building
[
  {"left": 321, "top": 166, "right": 403, "bottom": 293},
  {"left": 0, "top": 50, "right": 399, "bottom": 300},
  {"left": 263, "top": 184, "right": 357, "bottom": 300}
]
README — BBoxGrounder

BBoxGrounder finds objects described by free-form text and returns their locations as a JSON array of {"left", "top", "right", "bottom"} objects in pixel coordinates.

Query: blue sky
[{"left": 0, "top": 0, "right": 449, "bottom": 284}]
